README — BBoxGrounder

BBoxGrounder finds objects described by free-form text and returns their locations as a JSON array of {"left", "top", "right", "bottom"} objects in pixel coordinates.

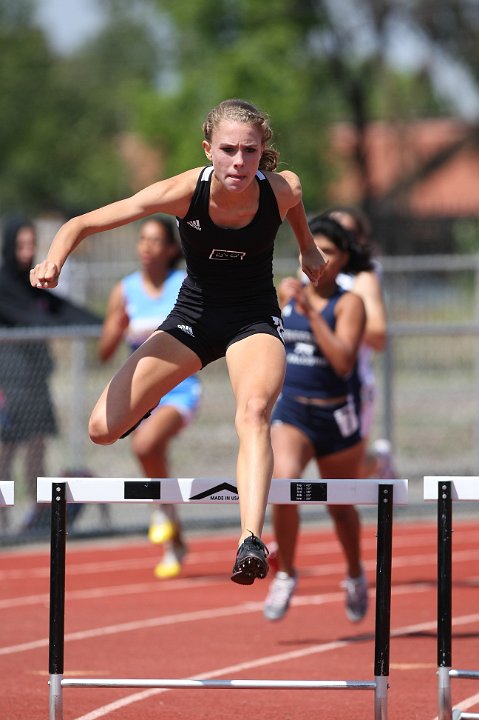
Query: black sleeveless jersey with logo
[{"left": 177, "top": 166, "right": 282, "bottom": 307}]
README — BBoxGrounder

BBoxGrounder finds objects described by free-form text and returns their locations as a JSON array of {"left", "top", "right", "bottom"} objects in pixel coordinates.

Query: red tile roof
[{"left": 328, "top": 118, "right": 479, "bottom": 216}]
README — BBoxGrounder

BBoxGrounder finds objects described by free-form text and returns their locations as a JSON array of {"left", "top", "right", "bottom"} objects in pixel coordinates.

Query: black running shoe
[
  {"left": 231, "top": 532, "right": 269, "bottom": 585},
  {"left": 120, "top": 409, "right": 153, "bottom": 439}
]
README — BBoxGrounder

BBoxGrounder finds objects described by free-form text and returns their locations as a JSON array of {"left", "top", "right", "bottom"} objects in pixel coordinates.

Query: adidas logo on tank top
[{"left": 187, "top": 219, "right": 201, "bottom": 231}]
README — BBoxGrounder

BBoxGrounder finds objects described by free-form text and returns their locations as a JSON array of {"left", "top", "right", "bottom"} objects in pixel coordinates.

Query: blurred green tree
[
  {"left": 0, "top": 0, "right": 165, "bottom": 214},
  {"left": 2, "top": 0, "right": 477, "bottom": 219}
]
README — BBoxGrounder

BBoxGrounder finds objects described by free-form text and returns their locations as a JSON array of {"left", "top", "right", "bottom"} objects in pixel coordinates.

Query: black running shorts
[{"left": 158, "top": 301, "right": 285, "bottom": 367}]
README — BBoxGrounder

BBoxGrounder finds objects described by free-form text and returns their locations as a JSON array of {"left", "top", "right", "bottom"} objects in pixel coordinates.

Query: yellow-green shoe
[
  {"left": 148, "top": 515, "right": 177, "bottom": 545},
  {"left": 154, "top": 542, "right": 187, "bottom": 579}
]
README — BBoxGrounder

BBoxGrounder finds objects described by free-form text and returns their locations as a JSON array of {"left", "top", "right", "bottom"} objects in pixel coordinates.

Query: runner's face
[
  {"left": 314, "top": 235, "right": 349, "bottom": 281},
  {"left": 137, "top": 221, "right": 175, "bottom": 270},
  {"left": 203, "top": 120, "right": 264, "bottom": 191},
  {"left": 15, "top": 227, "right": 37, "bottom": 270}
]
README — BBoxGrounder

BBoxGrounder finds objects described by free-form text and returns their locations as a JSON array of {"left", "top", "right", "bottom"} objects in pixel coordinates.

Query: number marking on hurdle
[
  {"left": 424, "top": 477, "right": 479, "bottom": 720},
  {"left": 38, "top": 477, "right": 408, "bottom": 720}
]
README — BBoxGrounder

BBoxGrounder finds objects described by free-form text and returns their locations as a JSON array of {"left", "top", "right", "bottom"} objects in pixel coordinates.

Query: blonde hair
[{"left": 202, "top": 98, "right": 279, "bottom": 172}]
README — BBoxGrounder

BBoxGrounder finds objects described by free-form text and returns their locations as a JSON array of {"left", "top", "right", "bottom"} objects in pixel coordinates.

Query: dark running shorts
[
  {"left": 158, "top": 302, "right": 285, "bottom": 367},
  {"left": 271, "top": 393, "right": 361, "bottom": 458}
]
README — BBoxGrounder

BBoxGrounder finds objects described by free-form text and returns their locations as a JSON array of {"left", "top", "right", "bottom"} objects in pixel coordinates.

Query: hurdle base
[
  {"left": 49, "top": 674, "right": 63, "bottom": 720},
  {"left": 374, "top": 675, "right": 389, "bottom": 720},
  {"left": 438, "top": 666, "right": 452, "bottom": 720}
]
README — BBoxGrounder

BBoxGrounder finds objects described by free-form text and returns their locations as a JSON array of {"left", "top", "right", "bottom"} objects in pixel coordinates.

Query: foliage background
[{"left": 2, "top": 0, "right": 478, "bottom": 220}]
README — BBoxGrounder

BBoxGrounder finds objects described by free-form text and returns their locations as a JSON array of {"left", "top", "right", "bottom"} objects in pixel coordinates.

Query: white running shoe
[
  {"left": 371, "top": 438, "right": 396, "bottom": 480},
  {"left": 342, "top": 570, "right": 368, "bottom": 623},
  {"left": 263, "top": 571, "right": 297, "bottom": 621}
]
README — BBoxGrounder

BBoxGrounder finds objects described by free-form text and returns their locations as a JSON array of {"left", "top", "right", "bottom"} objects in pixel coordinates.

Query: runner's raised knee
[{"left": 88, "top": 412, "right": 117, "bottom": 445}]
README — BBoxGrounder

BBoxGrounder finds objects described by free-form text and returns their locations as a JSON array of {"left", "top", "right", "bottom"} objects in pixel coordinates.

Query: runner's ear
[{"left": 202, "top": 140, "right": 212, "bottom": 161}]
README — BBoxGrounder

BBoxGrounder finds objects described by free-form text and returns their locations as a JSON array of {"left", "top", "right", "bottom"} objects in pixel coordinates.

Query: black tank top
[
  {"left": 177, "top": 166, "right": 282, "bottom": 307},
  {"left": 282, "top": 287, "right": 355, "bottom": 398}
]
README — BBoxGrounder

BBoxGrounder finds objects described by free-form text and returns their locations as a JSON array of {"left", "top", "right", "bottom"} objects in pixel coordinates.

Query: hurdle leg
[
  {"left": 49, "top": 482, "right": 67, "bottom": 720},
  {"left": 438, "top": 480, "right": 453, "bottom": 720},
  {"left": 374, "top": 484, "right": 393, "bottom": 720}
]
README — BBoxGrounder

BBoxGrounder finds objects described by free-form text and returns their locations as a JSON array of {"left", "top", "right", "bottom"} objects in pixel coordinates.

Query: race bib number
[{"left": 333, "top": 399, "right": 359, "bottom": 438}]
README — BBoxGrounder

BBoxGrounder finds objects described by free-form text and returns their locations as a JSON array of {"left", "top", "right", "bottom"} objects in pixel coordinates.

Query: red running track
[{"left": 1, "top": 518, "right": 478, "bottom": 720}]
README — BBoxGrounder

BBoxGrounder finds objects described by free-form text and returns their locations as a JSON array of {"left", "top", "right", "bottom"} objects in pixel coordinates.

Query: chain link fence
[{"left": 1, "top": 252, "right": 479, "bottom": 544}]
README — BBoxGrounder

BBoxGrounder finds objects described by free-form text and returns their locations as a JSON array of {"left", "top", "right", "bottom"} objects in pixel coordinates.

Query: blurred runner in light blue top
[{"left": 99, "top": 216, "right": 201, "bottom": 579}]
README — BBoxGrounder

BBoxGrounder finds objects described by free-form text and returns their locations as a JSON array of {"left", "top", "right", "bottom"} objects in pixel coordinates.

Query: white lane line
[
  {"left": 0, "top": 581, "right": 434, "bottom": 657},
  {"left": 71, "top": 638, "right": 351, "bottom": 720},
  {"left": 431, "top": 691, "right": 479, "bottom": 720},
  {"left": 2, "top": 528, "right": 479, "bottom": 581},
  {"left": 71, "top": 612, "right": 479, "bottom": 720},
  {"left": 1, "top": 546, "right": 478, "bottom": 611},
  {"left": 0, "top": 576, "right": 224, "bottom": 610},
  {"left": 0, "top": 548, "right": 479, "bottom": 609},
  {"left": 306, "top": 548, "right": 479, "bottom": 579}
]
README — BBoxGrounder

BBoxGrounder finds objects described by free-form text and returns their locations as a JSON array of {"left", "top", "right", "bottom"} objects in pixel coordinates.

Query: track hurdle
[
  {"left": 0, "top": 481, "right": 14, "bottom": 507},
  {"left": 424, "top": 477, "right": 479, "bottom": 720},
  {"left": 38, "top": 476, "right": 408, "bottom": 720}
]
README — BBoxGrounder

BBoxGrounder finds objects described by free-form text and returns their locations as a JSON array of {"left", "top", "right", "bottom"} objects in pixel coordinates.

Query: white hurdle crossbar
[
  {"left": 38, "top": 477, "right": 408, "bottom": 720},
  {"left": 0, "top": 481, "right": 14, "bottom": 507},
  {"left": 424, "top": 477, "right": 479, "bottom": 720},
  {"left": 37, "top": 477, "right": 409, "bottom": 506}
]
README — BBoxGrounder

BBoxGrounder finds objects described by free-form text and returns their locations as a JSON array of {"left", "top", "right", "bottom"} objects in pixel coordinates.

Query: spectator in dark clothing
[{"left": 0, "top": 217, "right": 101, "bottom": 532}]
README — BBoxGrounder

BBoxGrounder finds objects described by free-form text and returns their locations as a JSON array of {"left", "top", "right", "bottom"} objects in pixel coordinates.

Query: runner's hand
[
  {"left": 300, "top": 244, "right": 327, "bottom": 286},
  {"left": 30, "top": 261, "right": 60, "bottom": 289},
  {"left": 278, "top": 276, "right": 302, "bottom": 302}
]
